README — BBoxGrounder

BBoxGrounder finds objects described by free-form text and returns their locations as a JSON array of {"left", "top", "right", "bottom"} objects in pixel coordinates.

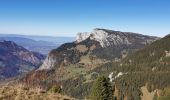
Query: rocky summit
[{"left": 76, "top": 28, "right": 158, "bottom": 47}]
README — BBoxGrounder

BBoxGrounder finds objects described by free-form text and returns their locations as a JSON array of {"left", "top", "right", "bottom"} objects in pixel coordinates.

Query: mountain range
[
  {"left": 0, "top": 40, "right": 45, "bottom": 79},
  {"left": 0, "top": 34, "right": 74, "bottom": 55}
]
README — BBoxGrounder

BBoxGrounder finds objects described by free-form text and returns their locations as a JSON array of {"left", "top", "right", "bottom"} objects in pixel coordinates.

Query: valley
[{"left": 0, "top": 34, "right": 74, "bottom": 55}]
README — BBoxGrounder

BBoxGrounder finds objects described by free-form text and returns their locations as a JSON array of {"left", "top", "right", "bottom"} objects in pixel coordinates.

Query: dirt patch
[
  {"left": 90, "top": 44, "right": 96, "bottom": 51},
  {"left": 0, "top": 84, "right": 76, "bottom": 100},
  {"left": 141, "top": 86, "right": 156, "bottom": 100},
  {"left": 76, "top": 45, "right": 88, "bottom": 53}
]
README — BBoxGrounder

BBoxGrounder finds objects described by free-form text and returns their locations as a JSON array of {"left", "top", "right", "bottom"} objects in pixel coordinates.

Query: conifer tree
[{"left": 91, "top": 76, "right": 113, "bottom": 100}]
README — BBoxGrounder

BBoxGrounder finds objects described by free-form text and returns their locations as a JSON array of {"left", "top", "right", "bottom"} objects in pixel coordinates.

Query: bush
[{"left": 48, "top": 85, "right": 62, "bottom": 93}]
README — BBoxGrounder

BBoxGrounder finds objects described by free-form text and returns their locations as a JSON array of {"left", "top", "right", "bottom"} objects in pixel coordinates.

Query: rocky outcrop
[
  {"left": 38, "top": 42, "right": 83, "bottom": 70},
  {"left": 76, "top": 28, "right": 158, "bottom": 47},
  {"left": 38, "top": 55, "right": 58, "bottom": 70},
  {"left": 76, "top": 32, "right": 91, "bottom": 43}
]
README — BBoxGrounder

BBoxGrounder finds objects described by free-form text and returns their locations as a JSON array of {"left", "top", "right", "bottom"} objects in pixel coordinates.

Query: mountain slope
[
  {"left": 79, "top": 34, "right": 170, "bottom": 100},
  {"left": 21, "top": 29, "right": 159, "bottom": 99},
  {"left": 107, "top": 34, "right": 170, "bottom": 100},
  {"left": 0, "top": 84, "right": 76, "bottom": 100},
  {"left": 121, "top": 34, "right": 170, "bottom": 71},
  {"left": 0, "top": 40, "right": 44, "bottom": 79},
  {"left": 39, "top": 28, "right": 158, "bottom": 70}
]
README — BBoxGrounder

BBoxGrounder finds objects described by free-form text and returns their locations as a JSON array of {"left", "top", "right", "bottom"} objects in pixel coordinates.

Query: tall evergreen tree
[{"left": 91, "top": 76, "right": 113, "bottom": 100}]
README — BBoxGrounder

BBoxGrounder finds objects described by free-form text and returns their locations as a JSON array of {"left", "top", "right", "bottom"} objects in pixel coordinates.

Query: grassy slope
[{"left": 0, "top": 84, "right": 76, "bottom": 100}]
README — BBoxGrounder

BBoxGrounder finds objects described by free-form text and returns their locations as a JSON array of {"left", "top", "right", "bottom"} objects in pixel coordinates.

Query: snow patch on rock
[
  {"left": 165, "top": 51, "right": 170, "bottom": 57},
  {"left": 108, "top": 72, "right": 128, "bottom": 82}
]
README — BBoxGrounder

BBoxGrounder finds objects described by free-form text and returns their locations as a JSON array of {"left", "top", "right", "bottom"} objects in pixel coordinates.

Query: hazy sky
[{"left": 0, "top": 0, "right": 169, "bottom": 37}]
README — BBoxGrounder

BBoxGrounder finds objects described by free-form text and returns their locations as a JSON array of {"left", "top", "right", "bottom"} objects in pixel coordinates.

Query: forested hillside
[{"left": 112, "top": 34, "right": 170, "bottom": 100}]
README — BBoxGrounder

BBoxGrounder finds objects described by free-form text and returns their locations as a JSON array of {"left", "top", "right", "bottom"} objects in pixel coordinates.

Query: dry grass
[
  {"left": 75, "top": 45, "right": 88, "bottom": 53},
  {"left": 0, "top": 84, "right": 76, "bottom": 100},
  {"left": 141, "top": 86, "right": 156, "bottom": 100}
]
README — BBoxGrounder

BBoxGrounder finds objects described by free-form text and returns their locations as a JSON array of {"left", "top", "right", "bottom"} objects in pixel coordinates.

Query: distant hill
[
  {"left": 0, "top": 40, "right": 45, "bottom": 79},
  {"left": 0, "top": 34, "right": 74, "bottom": 54}
]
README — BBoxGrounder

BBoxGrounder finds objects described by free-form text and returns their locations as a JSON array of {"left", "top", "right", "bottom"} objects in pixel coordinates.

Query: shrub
[{"left": 48, "top": 85, "right": 62, "bottom": 93}]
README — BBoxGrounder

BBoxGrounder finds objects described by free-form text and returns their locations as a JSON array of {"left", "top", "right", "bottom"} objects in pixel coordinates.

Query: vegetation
[
  {"left": 156, "top": 88, "right": 170, "bottom": 100},
  {"left": 112, "top": 35, "right": 170, "bottom": 99},
  {"left": 48, "top": 85, "right": 62, "bottom": 93},
  {"left": 90, "top": 76, "right": 114, "bottom": 100},
  {"left": 19, "top": 34, "right": 170, "bottom": 99},
  {"left": 0, "top": 84, "right": 75, "bottom": 100}
]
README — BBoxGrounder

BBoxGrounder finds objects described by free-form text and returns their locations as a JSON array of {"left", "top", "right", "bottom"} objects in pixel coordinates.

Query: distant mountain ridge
[
  {"left": 0, "top": 40, "right": 45, "bottom": 79},
  {"left": 0, "top": 34, "right": 74, "bottom": 54},
  {"left": 0, "top": 33, "right": 74, "bottom": 44}
]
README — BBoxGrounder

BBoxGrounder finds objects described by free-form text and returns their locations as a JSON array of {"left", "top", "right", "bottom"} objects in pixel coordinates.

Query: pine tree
[{"left": 91, "top": 76, "right": 113, "bottom": 100}]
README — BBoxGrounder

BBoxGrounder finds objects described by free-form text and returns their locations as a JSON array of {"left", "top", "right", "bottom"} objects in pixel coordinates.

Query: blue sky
[{"left": 0, "top": 0, "right": 169, "bottom": 37}]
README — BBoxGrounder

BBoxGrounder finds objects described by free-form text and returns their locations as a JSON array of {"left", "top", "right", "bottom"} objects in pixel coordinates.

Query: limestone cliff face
[
  {"left": 76, "top": 28, "right": 157, "bottom": 47},
  {"left": 76, "top": 32, "right": 91, "bottom": 43},
  {"left": 38, "top": 42, "right": 81, "bottom": 70},
  {"left": 38, "top": 29, "right": 159, "bottom": 70},
  {"left": 38, "top": 55, "right": 60, "bottom": 70}
]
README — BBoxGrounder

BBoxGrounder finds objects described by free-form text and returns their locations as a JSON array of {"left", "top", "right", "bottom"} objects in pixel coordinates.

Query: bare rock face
[
  {"left": 76, "top": 32, "right": 91, "bottom": 43},
  {"left": 38, "top": 42, "right": 80, "bottom": 70},
  {"left": 76, "top": 29, "right": 131, "bottom": 47},
  {"left": 38, "top": 55, "right": 58, "bottom": 70},
  {"left": 76, "top": 28, "right": 158, "bottom": 47}
]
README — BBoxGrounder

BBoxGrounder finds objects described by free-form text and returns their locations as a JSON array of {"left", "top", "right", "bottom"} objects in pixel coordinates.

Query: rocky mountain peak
[{"left": 76, "top": 29, "right": 145, "bottom": 47}]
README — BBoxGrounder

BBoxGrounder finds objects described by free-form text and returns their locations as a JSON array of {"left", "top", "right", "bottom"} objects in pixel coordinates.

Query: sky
[{"left": 0, "top": 0, "right": 169, "bottom": 37}]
